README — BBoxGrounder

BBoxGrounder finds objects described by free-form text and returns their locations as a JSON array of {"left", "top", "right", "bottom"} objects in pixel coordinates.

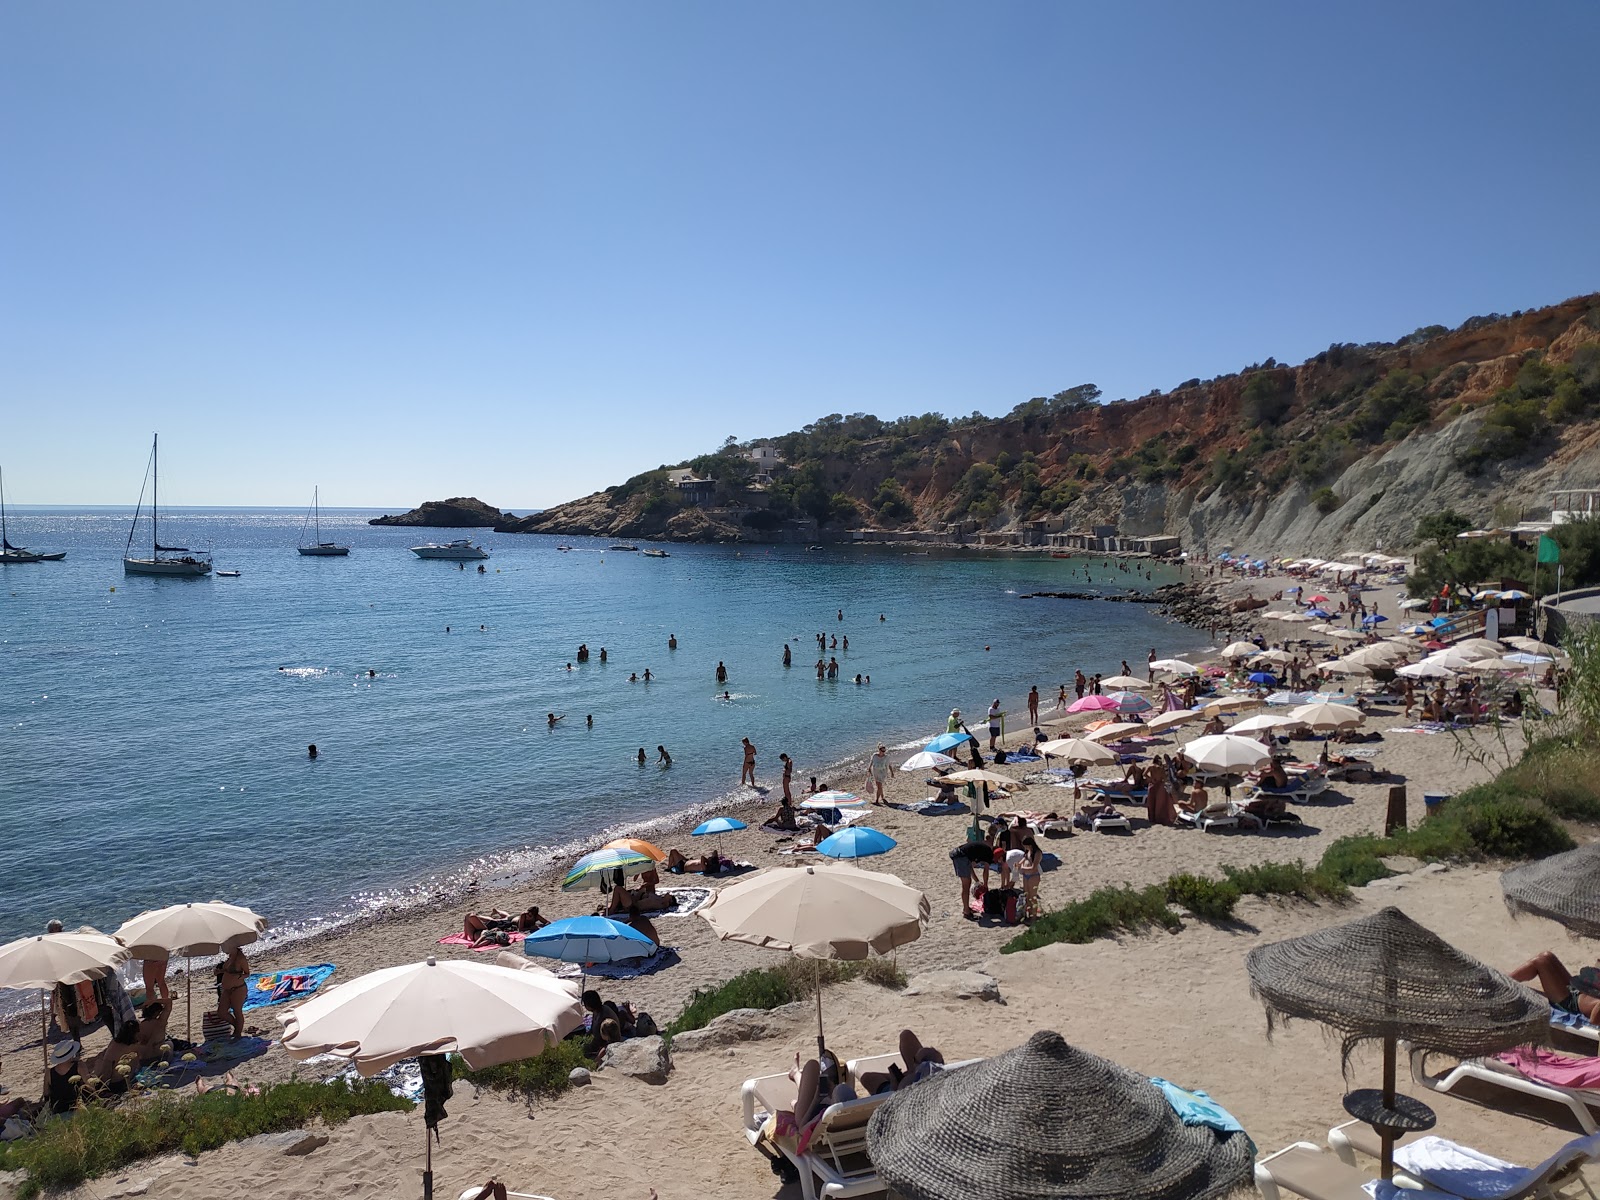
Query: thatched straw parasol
[
  {"left": 1246, "top": 906, "right": 1548, "bottom": 1179},
  {"left": 866, "top": 1030, "right": 1254, "bottom": 1200},
  {"left": 1503, "top": 844, "right": 1600, "bottom": 939}
]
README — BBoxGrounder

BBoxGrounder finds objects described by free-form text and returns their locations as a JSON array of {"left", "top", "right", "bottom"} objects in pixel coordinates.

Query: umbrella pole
[
  {"left": 1380, "top": 1035, "right": 1397, "bottom": 1180},
  {"left": 814, "top": 960, "right": 825, "bottom": 1059},
  {"left": 40, "top": 991, "right": 48, "bottom": 1074},
  {"left": 186, "top": 955, "right": 193, "bottom": 1043},
  {"left": 423, "top": 1118, "right": 433, "bottom": 1200}
]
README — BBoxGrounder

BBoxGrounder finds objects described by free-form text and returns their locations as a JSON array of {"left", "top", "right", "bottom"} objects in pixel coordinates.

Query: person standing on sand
[
  {"left": 1074, "top": 671, "right": 1086, "bottom": 700},
  {"left": 867, "top": 744, "right": 893, "bottom": 804},
  {"left": 1091, "top": 673, "right": 1103, "bottom": 696},
  {"left": 741, "top": 737, "right": 758, "bottom": 786},
  {"left": 947, "top": 709, "right": 962, "bottom": 733},
  {"left": 1148, "top": 649, "right": 1157, "bottom": 680},
  {"left": 1056, "top": 684, "right": 1068, "bottom": 714},
  {"left": 949, "top": 836, "right": 994, "bottom": 919},
  {"left": 1027, "top": 686, "right": 1039, "bottom": 725},
  {"left": 987, "top": 699, "right": 1003, "bottom": 750},
  {"left": 780, "top": 752, "right": 794, "bottom": 801}
]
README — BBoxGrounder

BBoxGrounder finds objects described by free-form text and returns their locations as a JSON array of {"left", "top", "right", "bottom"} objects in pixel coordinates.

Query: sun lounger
[
  {"left": 1410, "top": 1045, "right": 1600, "bottom": 1134},
  {"left": 844, "top": 1053, "right": 983, "bottom": 1089},
  {"left": 1255, "top": 1141, "right": 1429, "bottom": 1200},
  {"left": 456, "top": 1190, "right": 555, "bottom": 1200},
  {"left": 1326, "top": 1117, "right": 1422, "bottom": 1168},
  {"left": 1176, "top": 803, "right": 1239, "bottom": 832},
  {"left": 1389, "top": 1131, "right": 1600, "bottom": 1199},
  {"left": 1091, "top": 812, "right": 1131, "bottom": 833},
  {"left": 740, "top": 1072, "right": 889, "bottom": 1200},
  {"left": 1244, "top": 781, "right": 1325, "bottom": 805}
]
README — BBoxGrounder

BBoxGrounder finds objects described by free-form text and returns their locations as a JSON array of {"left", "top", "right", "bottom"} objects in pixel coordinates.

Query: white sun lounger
[
  {"left": 740, "top": 1072, "right": 889, "bottom": 1200},
  {"left": 1091, "top": 813, "right": 1131, "bottom": 833},
  {"left": 1176, "top": 803, "right": 1239, "bottom": 832},
  {"left": 1255, "top": 1141, "right": 1445, "bottom": 1200},
  {"left": 1410, "top": 1046, "right": 1600, "bottom": 1134}
]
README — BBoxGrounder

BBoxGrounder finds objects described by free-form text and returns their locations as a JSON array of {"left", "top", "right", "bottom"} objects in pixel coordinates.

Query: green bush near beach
[
  {"left": 667, "top": 958, "right": 906, "bottom": 1038},
  {"left": 0, "top": 1079, "right": 409, "bottom": 1198},
  {"left": 1165, "top": 873, "right": 1242, "bottom": 921},
  {"left": 453, "top": 1040, "right": 593, "bottom": 1100}
]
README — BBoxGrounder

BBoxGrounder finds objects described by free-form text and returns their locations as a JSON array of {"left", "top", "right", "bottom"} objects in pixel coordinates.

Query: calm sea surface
[{"left": 0, "top": 507, "right": 1205, "bottom": 947}]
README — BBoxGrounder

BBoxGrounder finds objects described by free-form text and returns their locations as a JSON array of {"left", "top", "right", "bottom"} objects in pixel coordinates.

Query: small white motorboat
[{"left": 410, "top": 538, "right": 490, "bottom": 560}]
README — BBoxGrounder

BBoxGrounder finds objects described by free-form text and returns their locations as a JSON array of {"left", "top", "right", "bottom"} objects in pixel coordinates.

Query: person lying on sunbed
[
  {"left": 605, "top": 875, "right": 661, "bottom": 944},
  {"left": 665, "top": 848, "right": 708, "bottom": 873},
  {"left": 1178, "top": 781, "right": 1209, "bottom": 814},
  {"left": 1095, "top": 763, "right": 1147, "bottom": 793},
  {"left": 1258, "top": 759, "right": 1291, "bottom": 789},
  {"left": 784, "top": 1048, "right": 854, "bottom": 1125},
  {"left": 1511, "top": 951, "right": 1600, "bottom": 1021},
  {"left": 858, "top": 1030, "right": 946, "bottom": 1094},
  {"left": 463, "top": 909, "right": 519, "bottom": 940}
]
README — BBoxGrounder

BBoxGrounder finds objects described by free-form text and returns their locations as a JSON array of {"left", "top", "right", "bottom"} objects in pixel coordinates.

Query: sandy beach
[{"left": 2, "top": 566, "right": 1570, "bottom": 1200}]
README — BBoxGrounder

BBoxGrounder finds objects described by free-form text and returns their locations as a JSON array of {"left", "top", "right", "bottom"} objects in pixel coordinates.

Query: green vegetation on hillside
[{"left": 1406, "top": 512, "right": 1600, "bottom": 597}]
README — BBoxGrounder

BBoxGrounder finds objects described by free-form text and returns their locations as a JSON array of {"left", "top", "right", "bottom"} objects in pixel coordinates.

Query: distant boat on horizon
[
  {"left": 410, "top": 538, "right": 490, "bottom": 560},
  {"left": 297, "top": 487, "right": 350, "bottom": 556},
  {"left": 0, "top": 467, "right": 65, "bottom": 563},
  {"left": 123, "top": 434, "right": 212, "bottom": 577}
]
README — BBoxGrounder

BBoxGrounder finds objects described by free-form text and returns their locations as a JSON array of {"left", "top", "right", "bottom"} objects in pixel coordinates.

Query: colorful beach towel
[
  {"left": 437, "top": 930, "right": 528, "bottom": 952},
  {"left": 652, "top": 886, "right": 712, "bottom": 917},
  {"left": 556, "top": 946, "right": 680, "bottom": 980},
  {"left": 135, "top": 1035, "right": 272, "bottom": 1088},
  {"left": 1496, "top": 1045, "right": 1600, "bottom": 1089},
  {"left": 243, "top": 964, "right": 336, "bottom": 1011},
  {"left": 323, "top": 1057, "right": 425, "bottom": 1102}
]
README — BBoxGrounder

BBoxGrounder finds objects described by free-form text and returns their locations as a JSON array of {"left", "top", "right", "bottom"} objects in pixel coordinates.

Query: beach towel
[
  {"left": 651, "top": 886, "right": 712, "bottom": 917},
  {"left": 437, "top": 931, "right": 528, "bottom": 952},
  {"left": 1495, "top": 1045, "right": 1600, "bottom": 1089},
  {"left": 1005, "top": 750, "right": 1042, "bottom": 762},
  {"left": 1148, "top": 1078, "right": 1249, "bottom": 1139},
  {"left": 135, "top": 1036, "right": 272, "bottom": 1088},
  {"left": 243, "top": 964, "right": 336, "bottom": 1011},
  {"left": 896, "top": 799, "right": 970, "bottom": 816},
  {"left": 1393, "top": 1133, "right": 1600, "bottom": 1199},
  {"left": 323, "top": 1057, "right": 426, "bottom": 1102},
  {"left": 556, "top": 946, "right": 681, "bottom": 980}
]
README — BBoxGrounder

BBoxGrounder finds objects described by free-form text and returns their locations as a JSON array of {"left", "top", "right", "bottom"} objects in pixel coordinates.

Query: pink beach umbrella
[{"left": 1067, "top": 695, "right": 1121, "bottom": 713}]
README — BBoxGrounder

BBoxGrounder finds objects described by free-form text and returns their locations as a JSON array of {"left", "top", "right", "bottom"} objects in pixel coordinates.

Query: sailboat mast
[
  {"left": 314, "top": 486, "right": 321, "bottom": 542},
  {"left": 1, "top": 466, "right": 8, "bottom": 550},
  {"left": 151, "top": 434, "right": 159, "bottom": 557}
]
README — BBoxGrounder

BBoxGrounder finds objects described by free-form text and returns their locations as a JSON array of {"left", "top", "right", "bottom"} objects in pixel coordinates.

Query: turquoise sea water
[{"left": 0, "top": 507, "right": 1205, "bottom": 948}]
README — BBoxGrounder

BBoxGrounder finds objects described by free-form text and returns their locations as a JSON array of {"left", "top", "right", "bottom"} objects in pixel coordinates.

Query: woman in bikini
[
  {"left": 217, "top": 945, "right": 250, "bottom": 1039},
  {"left": 1018, "top": 837, "right": 1043, "bottom": 920}
]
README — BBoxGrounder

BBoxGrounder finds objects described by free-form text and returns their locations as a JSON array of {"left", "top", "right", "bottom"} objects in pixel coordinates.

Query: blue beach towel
[
  {"left": 135, "top": 1036, "right": 273, "bottom": 1088},
  {"left": 243, "top": 963, "right": 336, "bottom": 1011},
  {"left": 1149, "top": 1077, "right": 1252, "bottom": 1150}
]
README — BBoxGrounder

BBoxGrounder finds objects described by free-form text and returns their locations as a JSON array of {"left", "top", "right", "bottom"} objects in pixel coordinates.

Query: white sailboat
[
  {"left": 0, "top": 468, "right": 65, "bottom": 563},
  {"left": 123, "top": 434, "right": 212, "bottom": 577},
  {"left": 297, "top": 487, "right": 349, "bottom": 556}
]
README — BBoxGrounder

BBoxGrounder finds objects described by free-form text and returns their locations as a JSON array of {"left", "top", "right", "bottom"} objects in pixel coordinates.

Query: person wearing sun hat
[
  {"left": 45, "top": 1039, "right": 80, "bottom": 1114},
  {"left": 946, "top": 709, "right": 962, "bottom": 733}
]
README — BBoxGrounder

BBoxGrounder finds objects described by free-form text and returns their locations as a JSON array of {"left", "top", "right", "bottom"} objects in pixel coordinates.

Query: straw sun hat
[{"left": 49, "top": 1039, "right": 79, "bottom": 1065}]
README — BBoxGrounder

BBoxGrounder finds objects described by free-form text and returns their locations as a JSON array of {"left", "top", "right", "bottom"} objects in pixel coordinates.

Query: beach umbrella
[
  {"left": 1037, "top": 738, "right": 1117, "bottom": 765},
  {"left": 0, "top": 930, "right": 130, "bottom": 1072},
  {"left": 1502, "top": 844, "right": 1600, "bottom": 939},
  {"left": 1066, "top": 694, "right": 1120, "bottom": 713},
  {"left": 1230, "top": 713, "right": 1299, "bottom": 734},
  {"left": 1202, "top": 696, "right": 1262, "bottom": 714},
  {"left": 1308, "top": 594, "right": 1329, "bottom": 604},
  {"left": 923, "top": 731, "right": 975, "bottom": 754},
  {"left": 1083, "top": 722, "right": 1146, "bottom": 743},
  {"left": 1286, "top": 702, "right": 1363, "bottom": 731},
  {"left": 1318, "top": 658, "right": 1369, "bottom": 676},
  {"left": 1275, "top": 612, "right": 1316, "bottom": 623},
  {"left": 1146, "top": 709, "right": 1203, "bottom": 731},
  {"left": 941, "top": 768, "right": 1019, "bottom": 787},
  {"left": 280, "top": 955, "right": 584, "bottom": 1200},
  {"left": 602, "top": 838, "right": 667, "bottom": 861},
  {"left": 1107, "top": 690, "right": 1152, "bottom": 713},
  {"left": 1451, "top": 638, "right": 1506, "bottom": 657},
  {"left": 699, "top": 862, "right": 928, "bottom": 1054},
  {"left": 866, "top": 1030, "right": 1253, "bottom": 1200},
  {"left": 799, "top": 790, "right": 868, "bottom": 809},
  {"left": 1182, "top": 734, "right": 1273, "bottom": 773},
  {"left": 1395, "top": 660, "right": 1454, "bottom": 679},
  {"left": 521, "top": 915, "right": 657, "bottom": 989},
  {"left": 1327, "top": 628, "right": 1365, "bottom": 642},
  {"left": 1397, "top": 598, "right": 1429, "bottom": 611},
  {"left": 1220, "top": 641, "right": 1260, "bottom": 659},
  {"left": 1250, "top": 648, "right": 1294, "bottom": 665},
  {"left": 1426, "top": 648, "right": 1487, "bottom": 671},
  {"left": 1305, "top": 608, "right": 1332, "bottom": 619},
  {"left": 1505, "top": 636, "right": 1557, "bottom": 653},
  {"left": 816, "top": 826, "right": 897, "bottom": 860},
  {"left": 1343, "top": 643, "right": 1406, "bottom": 666},
  {"left": 1149, "top": 659, "right": 1199, "bottom": 675},
  {"left": 561, "top": 847, "right": 656, "bottom": 892},
  {"left": 1503, "top": 651, "right": 1555, "bottom": 665},
  {"left": 1260, "top": 610, "right": 1300, "bottom": 622},
  {"left": 1246, "top": 671, "right": 1277, "bottom": 685},
  {"left": 900, "top": 750, "right": 958, "bottom": 771},
  {"left": 692, "top": 816, "right": 747, "bottom": 852},
  {"left": 114, "top": 900, "right": 267, "bottom": 1042},
  {"left": 1098, "top": 674, "right": 1149, "bottom": 690},
  {"left": 1246, "top": 906, "right": 1548, "bottom": 1180},
  {"left": 1496, "top": 589, "right": 1531, "bottom": 601},
  {"left": 1361, "top": 613, "right": 1389, "bottom": 626},
  {"left": 1263, "top": 690, "right": 1314, "bottom": 706}
]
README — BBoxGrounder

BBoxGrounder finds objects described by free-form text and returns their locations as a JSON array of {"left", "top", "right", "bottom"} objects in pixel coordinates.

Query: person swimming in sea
[
  {"left": 548, "top": 713, "right": 564, "bottom": 728},
  {"left": 368, "top": 669, "right": 376, "bottom": 678},
  {"left": 599, "top": 647, "right": 608, "bottom": 662},
  {"left": 643, "top": 668, "right": 653, "bottom": 681},
  {"left": 668, "top": 634, "right": 677, "bottom": 650},
  {"left": 629, "top": 672, "right": 639, "bottom": 682},
  {"left": 637, "top": 748, "right": 647, "bottom": 766},
  {"left": 586, "top": 714, "right": 593, "bottom": 727},
  {"left": 782, "top": 644, "right": 791, "bottom": 667},
  {"left": 716, "top": 661, "right": 728, "bottom": 684},
  {"left": 657, "top": 745, "right": 672, "bottom": 766},
  {"left": 307, "top": 743, "right": 318, "bottom": 759}
]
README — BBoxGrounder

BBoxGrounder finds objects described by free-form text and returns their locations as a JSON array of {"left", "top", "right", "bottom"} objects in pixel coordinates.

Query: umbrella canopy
[
  {"left": 1396, "top": 660, "right": 1455, "bottom": 679},
  {"left": 1146, "top": 709, "right": 1203, "bottom": 731},
  {"left": 1083, "top": 722, "right": 1147, "bottom": 743},
  {"left": 924, "top": 731, "right": 975, "bottom": 754},
  {"left": 561, "top": 847, "right": 656, "bottom": 891},
  {"left": 900, "top": 750, "right": 958, "bottom": 771},
  {"left": 693, "top": 816, "right": 748, "bottom": 836},
  {"left": 113, "top": 901, "right": 266, "bottom": 958},
  {"left": 941, "top": 768, "right": 1019, "bottom": 787},
  {"left": 1250, "top": 648, "right": 1295, "bottom": 665},
  {"left": 1361, "top": 614, "right": 1389, "bottom": 626},
  {"left": 1264, "top": 690, "right": 1315, "bottom": 706},
  {"left": 522, "top": 915, "right": 657, "bottom": 967},
  {"left": 1246, "top": 906, "right": 1547, "bottom": 1062},
  {"left": 1308, "top": 594, "right": 1330, "bottom": 603},
  {"left": 1201, "top": 696, "right": 1262, "bottom": 714},
  {"left": 1098, "top": 674, "right": 1150, "bottom": 690},
  {"left": 1426, "top": 648, "right": 1488, "bottom": 671},
  {"left": 1230, "top": 713, "right": 1299, "bottom": 734},
  {"left": 1496, "top": 589, "right": 1531, "bottom": 601},
  {"left": 1317, "top": 659, "right": 1369, "bottom": 677},
  {"left": 1182, "top": 734, "right": 1273, "bottom": 773},
  {"left": 1286, "top": 702, "right": 1364, "bottom": 731},
  {"left": 800, "top": 790, "right": 868, "bottom": 810},
  {"left": 0, "top": 931, "right": 128, "bottom": 991},
  {"left": 1342, "top": 643, "right": 1406, "bottom": 667},
  {"left": 1505, "top": 635, "right": 1557, "bottom": 653},
  {"left": 1037, "top": 738, "right": 1118, "bottom": 765},
  {"left": 1502, "top": 844, "right": 1600, "bottom": 939},
  {"left": 1504, "top": 651, "right": 1555, "bottom": 665},
  {"left": 866, "top": 1030, "right": 1254, "bottom": 1200},
  {"left": 1107, "top": 691, "right": 1153, "bottom": 713},
  {"left": 1149, "top": 659, "right": 1199, "bottom": 675},
  {"left": 1451, "top": 638, "right": 1507, "bottom": 657},
  {"left": 1221, "top": 641, "right": 1261, "bottom": 659},
  {"left": 1066, "top": 695, "right": 1121, "bottom": 713},
  {"left": 603, "top": 838, "right": 667, "bottom": 861},
  {"left": 280, "top": 956, "right": 584, "bottom": 1075},
  {"left": 1246, "top": 671, "right": 1277, "bottom": 685},
  {"left": 816, "top": 826, "right": 897, "bottom": 860},
  {"left": 1305, "top": 608, "right": 1332, "bottom": 619},
  {"left": 699, "top": 862, "right": 927, "bottom": 960}
]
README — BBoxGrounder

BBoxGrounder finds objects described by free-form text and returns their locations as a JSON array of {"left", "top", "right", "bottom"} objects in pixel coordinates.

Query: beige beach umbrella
[
  {"left": 1181, "top": 734, "right": 1273, "bottom": 773},
  {"left": 1342, "top": 644, "right": 1405, "bottom": 668},
  {"left": 1037, "top": 737, "right": 1118, "bottom": 764},
  {"left": 0, "top": 930, "right": 129, "bottom": 1071},
  {"left": 1201, "top": 696, "right": 1261, "bottom": 714},
  {"left": 115, "top": 900, "right": 267, "bottom": 1042},
  {"left": 1426, "top": 647, "right": 1487, "bottom": 671},
  {"left": 699, "top": 862, "right": 928, "bottom": 1055},
  {"left": 1396, "top": 660, "right": 1455, "bottom": 679},
  {"left": 1148, "top": 658, "right": 1199, "bottom": 675},
  {"left": 1230, "top": 713, "right": 1300, "bottom": 734},
  {"left": 280, "top": 956, "right": 583, "bottom": 1200},
  {"left": 1221, "top": 640, "right": 1261, "bottom": 658},
  {"left": 1328, "top": 628, "right": 1365, "bottom": 642},
  {"left": 1287, "top": 702, "right": 1364, "bottom": 731},
  {"left": 1146, "top": 709, "right": 1203, "bottom": 732},
  {"left": 1319, "top": 658, "right": 1369, "bottom": 676},
  {"left": 1083, "top": 722, "right": 1146, "bottom": 743},
  {"left": 1276, "top": 612, "right": 1316, "bottom": 623},
  {"left": 1249, "top": 648, "right": 1295, "bottom": 665},
  {"left": 1467, "top": 657, "right": 1525, "bottom": 673},
  {"left": 1505, "top": 635, "right": 1558, "bottom": 654},
  {"left": 1097, "top": 674, "right": 1149, "bottom": 690},
  {"left": 941, "top": 768, "right": 1018, "bottom": 788},
  {"left": 1451, "top": 638, "right": 1508, "bottom": 657}
]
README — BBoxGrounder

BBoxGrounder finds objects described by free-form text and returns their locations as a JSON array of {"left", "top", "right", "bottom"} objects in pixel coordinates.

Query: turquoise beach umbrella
[
  {"left": 816, "top": 827, "right": 897, "bottom": 860},
  {"left": 693, "top": 816, "right": 748, "bottom": 836},
  {"left": 924, "top": 731, "right": 974, "bottom": 754},
  {"left": 523, "top": 915, "right": 656, "bottom": 990},
  {"left": 561, "top": 847, "right": 655, "bottom": 891}
]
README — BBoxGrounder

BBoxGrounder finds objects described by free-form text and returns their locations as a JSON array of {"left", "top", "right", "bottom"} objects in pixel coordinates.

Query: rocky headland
[{"left": 368, "top": 497, "right": 510, "bottom": 528}]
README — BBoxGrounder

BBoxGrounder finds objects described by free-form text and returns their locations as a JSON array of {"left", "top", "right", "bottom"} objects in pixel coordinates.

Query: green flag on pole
[{"left": 1538, "top": 534, "right": 1561, "bottom": 565}]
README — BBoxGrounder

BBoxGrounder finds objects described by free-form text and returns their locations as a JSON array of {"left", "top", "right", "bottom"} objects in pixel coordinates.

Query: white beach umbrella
[
  {"left": 941, "top": 768, "right": 1019, "bottom": 787},
  {"left": 1250, "top": 648, "right": 1295, "bottom": 665},
  {"left": 1396, "top": 660, "right": 1456, "bottom": 679},
  {"left": 1426, "top": 648, "right": 1489, "bottom": 671},
  {"left": 1083, "top": 722, "right": 1147, "bottom": 743},
  {"left": 1276, "top": 612, "right": 1316, "bottom": 623},
  {"left": 1146, "top": 709, "right": 1203, "bottom": 731},
  {"left": 1221, "top": 641, "right": 1262, "bottom": 659},
  {"left": 699, "top": 862, "right": 928, "bottom": 1054},
  {"left": 115, "top": 900, "right": 268, "bottom": 1041},
  {"left": 1397, "top": 598, "right": 1430, "bottom": 611},
  {"left": 1148, "top": 659, "right": 1200, "bottom": 675},
  {"left": 1467, "top": 657, "right": 1525, "bottom": 674},
  {"left": 1181, "top": 734, "right": 1274, "bottom": 773},
  {"left": 900, "top": 750, "right": 958, "bottom": 771},
  {"left": 1320, "top": 562, "right": 1359, "bottom": 573},
  {"left": 1261, "top": 611, "right": 1300, "bottom": 622},
  {"left": 1328, "top": 628, "right": 1365, "bottom": 641},
  {"left": 1318, "top": 659, "right": 1370, "bottom": 676},
  {"left": 1342, "top": 643, "right": 1407, "bottom": 667},
  {"left": 0, "top": 931, "right": 130, "bottom": 1070},
  {"left": 1097, "top": 675, "right": 1150, "bottom": 690},
  {"left": 1230, "top": 713, "right": 1301, "bottom": 734},
  {"left": 1202, "top": 696, "right": 1263, "bottom": 713},
  {"left": 1503, "top": 651, "right": 1557, "bottom": 666},
  {"left": 1451, "top": 638, "right": 1508, "bottom": 657},
  {"left": 1287, "top": 702, "right": 1364, "bottom": 731},
  {"left": 1504, "top": 636, "right": 1558, "bottom": 653},
  {"left": 1037, "top": 738, "right": 1118, "bottom": 764}
]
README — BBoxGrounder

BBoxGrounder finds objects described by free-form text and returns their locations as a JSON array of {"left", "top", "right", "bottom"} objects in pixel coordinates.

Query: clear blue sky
[{"left": 3, "top": 2, "right": 1597, "bottom": 508}]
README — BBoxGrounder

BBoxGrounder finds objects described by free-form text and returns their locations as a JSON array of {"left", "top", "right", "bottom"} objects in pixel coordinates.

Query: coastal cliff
[
  {"left": 512, "top": 293, "right": 1600, "bottom": 552},
  {"left": 369, "top": 497, "right": 509, "bottom": 528}
]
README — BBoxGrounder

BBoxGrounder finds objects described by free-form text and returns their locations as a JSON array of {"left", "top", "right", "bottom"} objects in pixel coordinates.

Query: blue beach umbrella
[
  {"left": 1362, "top": 614, "right": 1388, "bottom": 626},
  {"left": 523, "top": 915, "right": 656, "bottom": 989},
  {"left": 1247, "top": 672, "right": 1278, "bottom": 685},
  {"left": 1305, "top": 608, "right": 1332, "bottom": 619},
  {"left": 561, "top": 847, "right": 655, "bottom": 892},
  {"left": 816, "top": 826, "right": 897, "bottom": 860},
  {"left": 924, "top": 731, "right": 975, "bottom": 755},
  {"left": 693, "top": 815, "right": 748, "bottom": 853}
]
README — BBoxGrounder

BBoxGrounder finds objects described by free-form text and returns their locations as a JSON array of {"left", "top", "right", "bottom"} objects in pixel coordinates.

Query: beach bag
[
  {"left": 983, "top": 887, "right": 1020, "bottom": 924},
  {"left": 994, "top": 750, "right": 1008, "bottom": 764}
]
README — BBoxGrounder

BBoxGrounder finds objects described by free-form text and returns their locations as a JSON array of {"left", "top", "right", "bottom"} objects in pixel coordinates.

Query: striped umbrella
[{"left": 561, "top": 847, "right": 656, "bottom": 891}]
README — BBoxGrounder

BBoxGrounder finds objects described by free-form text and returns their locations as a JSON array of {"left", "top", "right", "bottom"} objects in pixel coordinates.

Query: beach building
[
  {"left": 745, "top": 444, "right": 783, "bottom": 484},
  {"left": 667, "top": 469, "right": 716, "bottom": 505}
]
